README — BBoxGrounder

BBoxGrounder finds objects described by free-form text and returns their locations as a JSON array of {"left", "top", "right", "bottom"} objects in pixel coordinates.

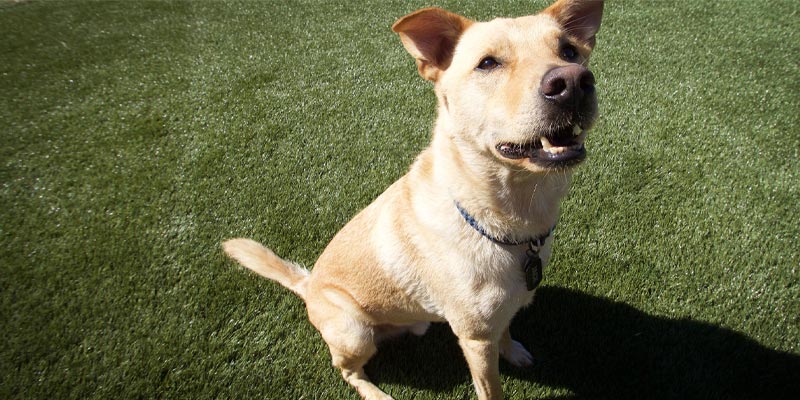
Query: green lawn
[{"left": 1, "top": 1, "right": 798, "bottom": 399}]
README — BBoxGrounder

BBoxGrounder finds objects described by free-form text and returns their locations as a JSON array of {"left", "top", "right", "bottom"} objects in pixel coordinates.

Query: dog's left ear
[
  {"left": 544, "top": 0, "right": 604, "bottom": 48},
  {"left": 392, "top": 8, "right": 473, "bottom": 82}
]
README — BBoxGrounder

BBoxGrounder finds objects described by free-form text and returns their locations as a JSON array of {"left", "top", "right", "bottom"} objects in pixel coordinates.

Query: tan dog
[{"left": 223, "top": 0, "right": 603, "bottom": 398}]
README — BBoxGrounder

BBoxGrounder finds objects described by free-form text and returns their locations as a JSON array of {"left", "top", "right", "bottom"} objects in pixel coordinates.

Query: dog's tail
[{"left": 222, "top": 238, "right": 310, "bottom": 299}]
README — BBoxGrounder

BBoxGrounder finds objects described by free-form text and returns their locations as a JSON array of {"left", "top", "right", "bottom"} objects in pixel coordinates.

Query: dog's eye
[
  {"left": 561, "top": 44, "right": 579, "bottom": 61},
  {"left": 476, "top": 56, "right": 501, "bottom": 71}
]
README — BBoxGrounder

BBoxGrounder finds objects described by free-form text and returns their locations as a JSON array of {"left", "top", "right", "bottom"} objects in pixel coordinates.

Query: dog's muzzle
[{"left": 495, "top": 64, "right": 597, "bottom": 169}]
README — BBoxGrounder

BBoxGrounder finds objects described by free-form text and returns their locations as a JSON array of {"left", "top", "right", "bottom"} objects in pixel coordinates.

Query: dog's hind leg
[
  {"left": 332, "top": 346, "right": 392, "bottom": 400},
  {"left": 307, "top": 289, "right": 393, "bottom": 400}
]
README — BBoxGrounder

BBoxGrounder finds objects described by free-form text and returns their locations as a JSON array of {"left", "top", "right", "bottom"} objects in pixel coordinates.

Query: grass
[{"left": 1, "top": 0, "right": 798, "bottom": 399}]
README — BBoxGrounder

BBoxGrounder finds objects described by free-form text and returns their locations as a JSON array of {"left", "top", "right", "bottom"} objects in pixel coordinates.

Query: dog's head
[{"left": 394, "top": 0, "right": 603, "bottom": 173}]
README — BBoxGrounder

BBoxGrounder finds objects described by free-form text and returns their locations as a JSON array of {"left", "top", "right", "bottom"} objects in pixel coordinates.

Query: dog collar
[
  {"left": 455, "top": 201, "right": 554, "bottom": 247},
  {"left": 455, "top": 201, "right": 555, "bottom": 290}
]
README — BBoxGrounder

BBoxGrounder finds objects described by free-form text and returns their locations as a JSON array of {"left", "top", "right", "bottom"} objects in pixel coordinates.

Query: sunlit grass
[{"left": 2, "top": 1, "right": 798, "bottom": 399}]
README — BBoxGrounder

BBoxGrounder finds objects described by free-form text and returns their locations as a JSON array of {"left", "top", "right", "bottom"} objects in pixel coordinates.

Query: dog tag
[{"left": 524, "top": 249, "right": 543, "bottom": 291}]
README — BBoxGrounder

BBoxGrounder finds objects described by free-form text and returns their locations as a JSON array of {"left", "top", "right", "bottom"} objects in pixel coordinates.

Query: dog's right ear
[{"left": 392, "top": 8, "right": 473, "bottom": 82}]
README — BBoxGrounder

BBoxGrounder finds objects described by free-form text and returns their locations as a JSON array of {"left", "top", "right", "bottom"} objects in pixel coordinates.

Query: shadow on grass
[{"left": 367, "top": 286, "right": 800, "bottom": 399}]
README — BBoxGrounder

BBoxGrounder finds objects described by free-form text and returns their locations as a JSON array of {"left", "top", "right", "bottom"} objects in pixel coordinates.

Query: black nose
[{"left": 540, "top": 65, "right": 595, "bottom": 107}]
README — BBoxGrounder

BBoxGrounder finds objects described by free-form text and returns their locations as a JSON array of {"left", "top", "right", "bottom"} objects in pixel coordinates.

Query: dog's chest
[{"left": 447, "top": 243, "right": 547, "bottom": 321}]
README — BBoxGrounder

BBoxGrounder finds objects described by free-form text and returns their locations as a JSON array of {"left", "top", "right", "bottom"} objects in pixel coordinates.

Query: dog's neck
[{"left": 423, "top": 118, "right": 572, "bottom": 241}]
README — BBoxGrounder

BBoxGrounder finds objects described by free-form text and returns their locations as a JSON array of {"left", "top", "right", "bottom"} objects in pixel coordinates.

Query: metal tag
[{"left": 524, "top": 251, "right": 543, "bottom": 291}]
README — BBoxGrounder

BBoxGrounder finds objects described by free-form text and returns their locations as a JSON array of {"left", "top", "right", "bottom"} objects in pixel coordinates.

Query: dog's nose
[{"left": 540, "top": 65, "right": 595, "bottom": 107}]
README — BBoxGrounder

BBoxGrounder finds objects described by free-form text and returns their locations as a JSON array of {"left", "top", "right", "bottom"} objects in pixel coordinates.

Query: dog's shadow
[{"left": 367, "top": 286, "right": 800, "bottom": 399}]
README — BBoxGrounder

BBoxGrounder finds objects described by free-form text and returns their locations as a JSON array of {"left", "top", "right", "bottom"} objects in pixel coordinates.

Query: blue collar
[{"left": 455, "top": 201, "right": 555, "bottom": 247}]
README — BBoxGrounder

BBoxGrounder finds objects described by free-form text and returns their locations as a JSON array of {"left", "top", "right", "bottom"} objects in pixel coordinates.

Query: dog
[{"left": 223, "top": 0, "right": 603, "bottom": 398}]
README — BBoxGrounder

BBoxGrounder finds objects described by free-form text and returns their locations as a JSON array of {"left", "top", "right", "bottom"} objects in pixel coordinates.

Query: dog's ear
[
  {"left": 392, "top": 8, "right": 473, "bottom": 82},
  {"left": 544, "top": 0, "right": 604, "bottom": 48}
]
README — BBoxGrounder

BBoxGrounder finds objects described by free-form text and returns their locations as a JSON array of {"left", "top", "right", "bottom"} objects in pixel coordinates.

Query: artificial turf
[{"left": 1, "top": 0, "right": 798, "bottom": 399}]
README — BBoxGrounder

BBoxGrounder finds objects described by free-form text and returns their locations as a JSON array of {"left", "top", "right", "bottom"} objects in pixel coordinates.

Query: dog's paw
[{"left": 501, "top": 339, "right": 534, "bottom": 367}]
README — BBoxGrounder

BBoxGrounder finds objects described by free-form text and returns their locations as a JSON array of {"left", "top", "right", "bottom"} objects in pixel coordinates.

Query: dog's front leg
[{"left": 458, "top": 337, "right": 503, "bottom": 400}]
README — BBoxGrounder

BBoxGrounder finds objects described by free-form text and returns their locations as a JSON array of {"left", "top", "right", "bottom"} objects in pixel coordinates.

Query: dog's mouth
[{"left": 495, "top": 125, "right": 587, "bottom": 169}]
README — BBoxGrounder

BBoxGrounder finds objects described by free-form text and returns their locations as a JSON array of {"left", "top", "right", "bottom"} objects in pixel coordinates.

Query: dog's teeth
[{"left": 540, "top": 137, "right": 564, "bottom": 154}]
